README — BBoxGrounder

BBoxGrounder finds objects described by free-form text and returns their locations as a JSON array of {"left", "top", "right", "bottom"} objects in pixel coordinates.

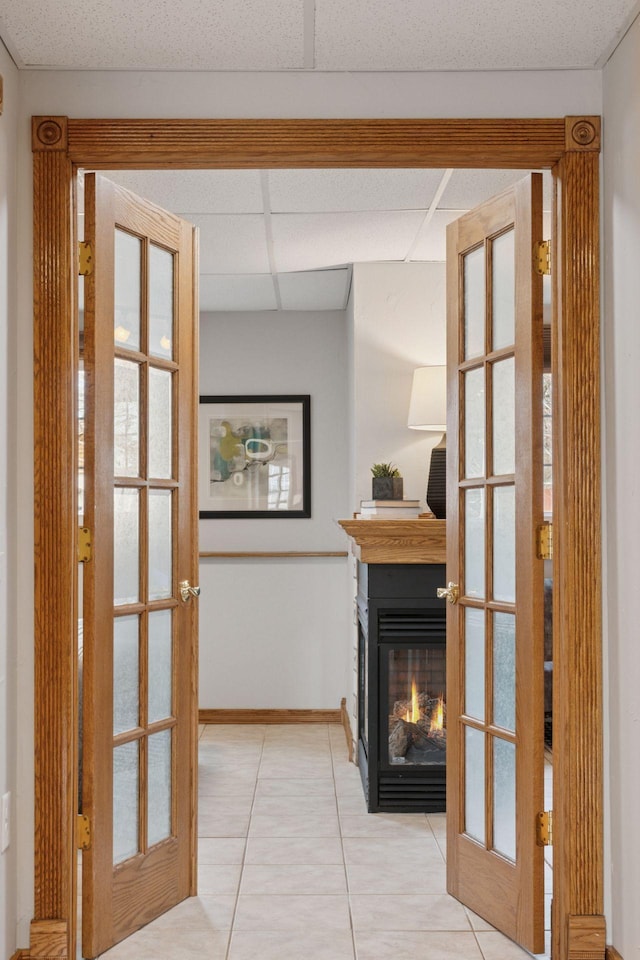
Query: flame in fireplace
[
  {"left": 403, "top": 679, "right": 421, "bottom": 724},
  {"left": 429, "top": 695, "right": 445, "bottom": 733}
]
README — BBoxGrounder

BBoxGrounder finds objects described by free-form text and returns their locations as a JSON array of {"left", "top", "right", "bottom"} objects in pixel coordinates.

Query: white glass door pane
[
  {"left": 114, "top": 488, "right": 139, "bottom": 605},
  {"left": 465, "top": 607, "right": 485, "bottom": 721},
  {"left": 148, "top": 610, "right": 173, "bottom": 723},
  {"left": 148, "top": 367, "right": 173, "bottom": 479},
  {"left": 113, "top": 615, "right": 139, "bottom": 736},
  {"left": 493, "top": 485, "right": 516, "bottom": 603},
  {"left": 493, "top": 737, "right": 516, "bottom": 861},
  {"left": 493, "top": 612, "right": 516, "bottom": 732},
  {"left": 492, "top": 229, "right": 515, "bottom": 351},
  {"left": 148, "top": 490, "right": 172, "bottom": 600},
  {"left": 114, "top": 230, "right": 141, "bottom": 351},
  {"left": 113, "top": 740, "right": 139, "bottom": 864},
  {"left": 464, "top": 246, "right": 485, "bottom": 360},
  {"left": 492, "top": 358, "right": 515, "bottom": 477},
  {"left": 464, "top": 366, "right": 485, "bottom": 479},
  {"left": 465, "top": 726, "right": 485, "bottom": 844},
  {"left": 114, "top": 359, "right": 140, "bottom": 477},
  {"left": 148, "top": 245, "right": 174, "bottom": 360},
  {"left": 465, "top": 488, "right": 485, "bottom": 599},
  {"left": 147, "top": 730, "right": 172, "bottom": 847}
]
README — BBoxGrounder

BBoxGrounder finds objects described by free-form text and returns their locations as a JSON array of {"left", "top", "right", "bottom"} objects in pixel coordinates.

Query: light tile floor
[{"left": 93, "top": 723, "right": 551, "bottom": 960}]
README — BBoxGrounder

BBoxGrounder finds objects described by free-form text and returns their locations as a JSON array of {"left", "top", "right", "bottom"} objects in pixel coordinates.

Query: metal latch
[
  {"left": 536, "top": 810, "right": 553, "bottom": 846},
  {"left": 534, "top": 240, "right": 551, "bottom": 276},
  {"left": 77, "top": 814, "right": 91, "bottom": 850}
]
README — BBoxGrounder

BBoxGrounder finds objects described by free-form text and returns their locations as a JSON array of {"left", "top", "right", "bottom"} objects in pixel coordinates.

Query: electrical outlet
[{"left": 1, "top": 792, "right": 10, "bottom": 852}]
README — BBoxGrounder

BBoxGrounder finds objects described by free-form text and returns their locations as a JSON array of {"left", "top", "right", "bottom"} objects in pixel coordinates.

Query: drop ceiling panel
[
  {"left": 278, "top": 269, "right": 351, "bottom": 311},
  {"left": 99, "top": 169, "right": 264, "bottom": 214},
  {"left": 268, "top": 169, "right": 446, "bottom": 213},
  {"left": 272, "top": 211, "right": 426, "bottom": 272},
  {"left": 191, "top": 215, "right": 270, "bottom": 274},
  {"left": 442, "top": 169, "right": 553, "bottom": 210},
  {"left": 0, "top": 0, "right": 305, "bottom": 69},
  {"left": 409, "top": 209, "right": 466, "bottom": 262},
  {"left": 315, "top": 0, "right": 639, "bottom": 71},
  {"left": 199, "top": 274, "right": 277, "bottom": 313}
]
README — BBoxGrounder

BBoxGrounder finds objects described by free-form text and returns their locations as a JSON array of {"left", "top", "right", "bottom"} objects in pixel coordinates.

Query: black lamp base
[{"left": 426, "top": 438, "right": 446, "bottom": 519}]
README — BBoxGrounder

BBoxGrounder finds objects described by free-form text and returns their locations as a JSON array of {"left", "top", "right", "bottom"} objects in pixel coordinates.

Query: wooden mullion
[
  {"left": 485, "top": 604, "right": 494, "bottom": 853},
  {"left": 113, "top": 726, "right": 146, "bottom": 748}
]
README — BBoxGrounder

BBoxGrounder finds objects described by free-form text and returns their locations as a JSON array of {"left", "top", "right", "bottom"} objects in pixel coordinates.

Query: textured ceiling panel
[
  {"left": 0, "top": 0, "right": 304, "bottom": 69},
  {"left": 190, "top": 215, "right": 270, "bottom": 274},
  {"left": 268, "top": 169, "right": 446, "bottom": 213},
  {"left": 409, "top": 209, "right": 466, "bottom": 262},
  {"left": 278, "top": 269, "right": 351, "bottom": 311},
  {"left": 442, "top": 169, "right": 553, "bottom": 210},
  {"left": 199, "top": 274, "right": 277, "bottom": 313},
  {"left": 99, "top": 169, "right": 264, "bottom": 214},
  {"left": 315, "top": 0, "right": 638, "bottom": 71},
  {"left": 271, "top": 211, "right": 426, "bottom": 272}
]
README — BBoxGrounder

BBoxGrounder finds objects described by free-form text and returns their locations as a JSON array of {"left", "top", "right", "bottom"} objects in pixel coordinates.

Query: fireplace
[{"left": 357, "top": 562, "right": 447, "bottom": 812}]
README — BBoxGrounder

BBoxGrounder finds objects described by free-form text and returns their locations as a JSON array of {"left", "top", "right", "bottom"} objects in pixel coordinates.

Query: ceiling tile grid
[{"left": 2, "top": 0, "right": 637, "bottom": 70}]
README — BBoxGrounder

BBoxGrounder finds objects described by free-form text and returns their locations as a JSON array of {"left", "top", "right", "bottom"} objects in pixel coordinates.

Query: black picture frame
[{"left": 198, "top": 395, "right": 311, "bottom": 519}]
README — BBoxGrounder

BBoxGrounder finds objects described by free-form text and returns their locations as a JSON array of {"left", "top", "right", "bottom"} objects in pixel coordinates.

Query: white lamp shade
[{"left": 407, "top": 365, "right": 447, "bottom": 431}]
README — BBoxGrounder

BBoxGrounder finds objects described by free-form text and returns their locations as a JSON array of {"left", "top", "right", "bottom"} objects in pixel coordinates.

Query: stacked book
[{"left": 359, "top": 499, "right": 421, "bottom": 519}]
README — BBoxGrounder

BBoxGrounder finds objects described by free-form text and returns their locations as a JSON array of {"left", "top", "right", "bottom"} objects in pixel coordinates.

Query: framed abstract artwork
[{"left": 198, "top": 395, "right": 311, "bottom": 518}]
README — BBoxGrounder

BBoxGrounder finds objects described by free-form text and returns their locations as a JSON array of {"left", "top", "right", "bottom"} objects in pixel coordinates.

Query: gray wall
[
  {"left": 8, "top": 64, "right": 605, "bottom": 949},
  {"left": 198, "top": 310, "right": 351, "bottom": 710},
  {"left": 0, "top": 40, "right": 19, "bottom": 960},
  {"left": 603, "top": 16, "right": 640, "bottom": 956}
]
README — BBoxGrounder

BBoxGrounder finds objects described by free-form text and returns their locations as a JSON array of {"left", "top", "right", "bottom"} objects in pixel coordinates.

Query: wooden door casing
[{"left": 30, "top": 116, "right": 602, "bottom": 960}]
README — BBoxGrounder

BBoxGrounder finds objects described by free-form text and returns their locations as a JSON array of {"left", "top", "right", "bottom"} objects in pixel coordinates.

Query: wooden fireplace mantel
[{"left": 338, "top": 518, "right": 446, "bottom": 564}]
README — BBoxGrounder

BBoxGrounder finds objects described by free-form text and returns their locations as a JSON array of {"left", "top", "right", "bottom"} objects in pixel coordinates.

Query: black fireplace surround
[{"left": 357, "top": 562, "right": 447, "bottom": 813}]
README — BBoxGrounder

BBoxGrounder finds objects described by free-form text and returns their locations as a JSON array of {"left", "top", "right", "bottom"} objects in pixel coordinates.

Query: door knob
[
  {"left": 437, "top": 582, "right": 459, "bottom": 604},
  {"left": 179, "top": 580, "right": 201, "bottom": 603}
]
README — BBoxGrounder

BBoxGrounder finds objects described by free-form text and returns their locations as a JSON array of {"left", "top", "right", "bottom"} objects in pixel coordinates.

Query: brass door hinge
[
  {"left": 78, "top": 241, "right": 94, "bottom": 276},
  {"left": 536, "top": 810, "right": 553, "bottom": 846},
  {"left": 77, "top": 814, "right": 91, "bottom": 850},
  {"left": 534, "top": 240, "right": 551, "bottom": 276},
  {"left": 78, "top": 526, "right": 92, "bottom": 563},
  {"left": 537, "top": 522, "right": 553, "bottom": 560}
]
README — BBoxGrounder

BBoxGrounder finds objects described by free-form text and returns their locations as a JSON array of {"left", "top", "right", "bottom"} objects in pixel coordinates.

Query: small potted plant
[{"left": 371, "top": 462, "right": 403, "bottom": 500}]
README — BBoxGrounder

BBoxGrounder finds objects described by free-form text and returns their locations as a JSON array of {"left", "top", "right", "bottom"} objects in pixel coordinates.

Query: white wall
[
  {"left": 10, "top": 66, "right": 603, "bottom": 948},
  {"left": 0, "top": 40, "right": 20, "bottom": 960},
  {"left": 352, "top": 261, "right": 446, "bottom": 509},
  {"left": 603, "top": 17, "right": 640, "bottom": 957},
  {"left": 198, "top": 310, "right": 351, "bottom": 709}
]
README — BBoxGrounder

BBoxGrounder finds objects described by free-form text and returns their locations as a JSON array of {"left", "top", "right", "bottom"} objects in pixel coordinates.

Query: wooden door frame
[{"left": 30, "top": 115, "right": 602, "bottom": 960}]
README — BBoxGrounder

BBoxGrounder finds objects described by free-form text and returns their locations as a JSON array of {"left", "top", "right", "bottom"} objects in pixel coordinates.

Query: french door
[
  {"left": 445, "top": 174, "right": 545, "bottom": 952},
  {"left": 81, "top": 174, "right": 199, "bottom": 958}
]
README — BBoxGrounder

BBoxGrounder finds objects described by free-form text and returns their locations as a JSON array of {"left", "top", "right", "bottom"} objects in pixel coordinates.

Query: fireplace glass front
[{"left": 385, "top": 645, "right": 446, "bottom": 768}]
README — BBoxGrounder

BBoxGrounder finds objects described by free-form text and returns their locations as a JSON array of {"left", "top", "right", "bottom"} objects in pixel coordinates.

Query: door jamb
[{"left": 30, "top": 115, "right": 603, "bottom": 960}]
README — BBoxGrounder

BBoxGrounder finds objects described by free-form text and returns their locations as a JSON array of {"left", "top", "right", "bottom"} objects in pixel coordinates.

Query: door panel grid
[
  {"left": 446, "top": 175, "right": 545, "bottom": 953},
  {"left": 82, "top": 174, "right": 197, "bottom": 958}
]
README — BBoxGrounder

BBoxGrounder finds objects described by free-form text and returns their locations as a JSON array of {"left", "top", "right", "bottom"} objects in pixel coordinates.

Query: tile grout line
[
  {"left": 330, "top": 724, "right": 359, "bottom": 960},
  {"left": 221, "top": 724, "right": 265, "bottom": 960}
]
